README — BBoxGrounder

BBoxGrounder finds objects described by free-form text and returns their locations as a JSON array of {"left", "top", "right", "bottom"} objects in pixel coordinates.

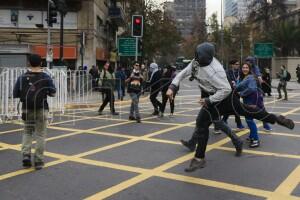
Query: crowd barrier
[{"left": 0, "top": 67, "right": 93, "bottom": 123}]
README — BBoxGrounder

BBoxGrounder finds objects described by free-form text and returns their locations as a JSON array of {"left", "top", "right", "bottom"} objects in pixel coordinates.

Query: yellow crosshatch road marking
[
  {"left": 270, "top": 165, "right": 300, "bottom": 199},
  {"left": 0, "top": 94, "right": 300, "bottom": 200}
]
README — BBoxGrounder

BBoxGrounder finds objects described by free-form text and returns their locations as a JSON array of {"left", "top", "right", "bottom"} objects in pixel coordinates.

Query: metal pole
[
  {"left": 59, "top": 11, "right": 64, "bottom": 65},
  {"left": 135, "top": 37, "right": 138, "bottom": 61},
  {"left": 47, "top": 0, "right": 51, "bottom": 68},
  {"left": 220, "top": 0, "right": 224, "bottom": 65}
]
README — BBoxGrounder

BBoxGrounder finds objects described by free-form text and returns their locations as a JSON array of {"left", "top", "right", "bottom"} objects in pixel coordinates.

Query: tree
[
  {"left": 271, "top": 20, "right": 300, "bottom": 56},
  {"left": 248, "top": 0, "right": 287, "bottom": 40}
]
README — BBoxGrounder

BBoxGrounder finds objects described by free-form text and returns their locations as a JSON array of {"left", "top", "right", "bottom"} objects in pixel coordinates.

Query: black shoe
[
  {"left": 129, "top": 116, "right": 136, "bottom": 120},
  {"left": 277, "top": 97, "right": 282, "bottom": 99},
  {"left": 234, "top": 140, "right": 243, "bottom": 157},
  {"left": 22, "top": 155, "right": 32, "bottom": 168},
  {"left": 185, "top": 158, "right": 206, "bottom": 172},
  {"left": 180, "top": 140, "right": 196, "bottom": 152},
  {"left": 152, "top": 110, "right": 159, "bottom": 116},
  {"left": 98, "top": 111, "right": 103, "bottom": 115},
  {"left": 111, "top": 112, "right": 119, "bottom": 116},
  {"left": 136, "top": 118, "right": 141, "bottom": 123},
  {"left": 277, "top": 115, "right": 295, "bottom": 129},
  {"left": 249, "top": 140, "right": 260, "bottom": 148},
  {"left": 34, "top": 161, "right": 44, "bottom": 170}
]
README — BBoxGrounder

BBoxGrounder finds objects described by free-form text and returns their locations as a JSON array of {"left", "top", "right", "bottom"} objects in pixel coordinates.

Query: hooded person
[
  {"left": 166, "top": 42, "right": 295, "bottom": 172},
  {"left": 149, "top": 62, "right": 163, "bottom": 115}
]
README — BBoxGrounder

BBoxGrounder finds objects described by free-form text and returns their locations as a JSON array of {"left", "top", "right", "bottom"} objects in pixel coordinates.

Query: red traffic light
[{"left": 135, "top": 18, "right": 141, "bottom": 24}]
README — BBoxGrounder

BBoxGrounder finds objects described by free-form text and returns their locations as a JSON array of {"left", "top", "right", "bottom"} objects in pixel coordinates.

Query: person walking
[
  {"left": 13, "top": 54, "right": 56, "bottom": 170},
  {"left": 167, "top": 42, "right": 294, "bottom": 172},
  {"left": 277, "top": 65, "right": 288, "bottom": 100},
  {"left": 89, "top": 65, "right": 100, "bottom": 91},
  {"left": 262, "top": 68, "right": 272, "bottom": 96},
  {"left": 296, "top": 64, "right": 300, "bottom": 83},
  {"left": 149, "top": 62, "right": 163, "bottom": 115},
  {"left": 126, "top": 62, "right": 143, "bottom": 123},
  {"left": 141, "top": 63, "right": 148, "bottom": 94},
  {"left": 160, "top": 65, "right": 177, "bottom": 117},
  {"left": 98, "top": 62, "right": 119, "bottom": 115},
  {"left": 115, "top": 66, "right": 126, "bottom": 101},
  {"left": 221, "top": 59, "right": 245, "bottom": 130}
]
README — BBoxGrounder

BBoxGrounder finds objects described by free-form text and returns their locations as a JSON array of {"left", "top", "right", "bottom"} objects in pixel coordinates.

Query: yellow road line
[
  {"left": 269, "top": 165, "right": 300, "bottom": 200},
  {"left": 260, "top": 131, "right": 300, "bottom": 139},
  {"left": 0, "top": 128, "right": 23, "bottom": 135}
]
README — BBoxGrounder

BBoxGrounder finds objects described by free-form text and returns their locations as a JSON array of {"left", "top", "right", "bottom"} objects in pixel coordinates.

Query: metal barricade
[
  {"left": 67, "top": 70, "right": 93, "bottom": 104},
  {"left": 0, "top": 68, "right": 68, "bottom": 122}
]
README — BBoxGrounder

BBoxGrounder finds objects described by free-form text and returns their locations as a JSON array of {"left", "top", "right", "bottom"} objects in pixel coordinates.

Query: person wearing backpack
[
  {"left": 277, "top": 65, "right": 288, "bottom": 100},
  {"left": 98, "top": 62, "right": 119, "bottom": 115},
  {"left": 13, "top": 54, "right": 56, "bottom": 170}
]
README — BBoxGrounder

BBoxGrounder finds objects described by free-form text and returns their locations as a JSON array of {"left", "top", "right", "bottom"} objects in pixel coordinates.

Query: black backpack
[
  {"left": 286, "top": 71, "right": 291, "bottom": 81},
  {"left": 20, "top": 72, "right": 47, "bottom": 109}
]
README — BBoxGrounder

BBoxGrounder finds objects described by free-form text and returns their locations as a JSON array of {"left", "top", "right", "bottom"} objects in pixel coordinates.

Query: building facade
[
  {"left": 172, "top": 0, "right": 206, "bottom": 37},
  {"left": 0, "top": 0, "right": 128, "bottom": 69}
]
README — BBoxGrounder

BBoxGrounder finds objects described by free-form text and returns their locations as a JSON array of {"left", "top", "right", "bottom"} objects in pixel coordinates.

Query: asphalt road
[{"left": 1, "top": 80, "right": 300, "bottom": 200}]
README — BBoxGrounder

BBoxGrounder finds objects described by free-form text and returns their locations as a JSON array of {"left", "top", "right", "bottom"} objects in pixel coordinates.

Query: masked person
[{"left": 167, "top": 42, "right": 294, "bottom": 172}]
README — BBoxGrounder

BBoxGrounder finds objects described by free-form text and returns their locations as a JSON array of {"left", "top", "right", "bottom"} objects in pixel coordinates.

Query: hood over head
[
  {"left": 245, "top": 56, "right": 256, "bottom": 66},
  {"left": 150, "top": 63, "right": 158, "bottom": 72},
  {"left": 195, "top": 42, "right": 215, "bottom": 67}
]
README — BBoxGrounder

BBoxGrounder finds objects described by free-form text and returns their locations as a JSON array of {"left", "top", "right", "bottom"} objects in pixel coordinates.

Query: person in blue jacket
[{"left": 235, "top": 63, "right": 271, "bottom": 148}]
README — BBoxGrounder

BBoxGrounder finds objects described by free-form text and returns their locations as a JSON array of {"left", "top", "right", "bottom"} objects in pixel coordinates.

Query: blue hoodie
[{"left": 245, "top": 56, "right": 262, "bottom": 77}]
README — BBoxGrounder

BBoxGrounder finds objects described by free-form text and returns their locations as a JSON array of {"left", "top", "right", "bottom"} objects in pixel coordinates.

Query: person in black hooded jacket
[{"left": 167, "top": 42, "right": 295, "bottom": 172}]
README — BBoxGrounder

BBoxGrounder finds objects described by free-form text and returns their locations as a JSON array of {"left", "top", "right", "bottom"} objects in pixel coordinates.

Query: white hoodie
[{"left": 171, "top": 58, "right": 232, "bottom": 104}]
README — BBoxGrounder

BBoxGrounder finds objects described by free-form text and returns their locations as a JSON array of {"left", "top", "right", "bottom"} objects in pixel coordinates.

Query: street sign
[
  {"left": 254, "top": 43, "right": 273, "bottom": 58},
  {"left": 118, "top": 37, "right": 141, "bottom": 57}
]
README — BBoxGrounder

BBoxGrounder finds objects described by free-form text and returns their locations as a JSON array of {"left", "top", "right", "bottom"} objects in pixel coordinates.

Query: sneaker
[
  {"left": 159, "top": 112, "right": 164, "bottom": 118},
  {"left": 263, "top": 127, "right": 272, "bottom": 132},
  {"left": 249, "top": 140, "right": 260, "bottom": 148},
  {"left": 283, "top": 98, "right": 288, "bottom": 101},
  {"left": 136, "top": 118, "right": 141, "bottom": 123},
  {"left": 152, "top": 110, "right": 159, "bottom": 116},
  {"left": 180, "top": 139, "right": 196, "bottom": 152},
  {"left": 277, "top": 97, "right": 282, "bottom": 99},
  {"left": 34, "top": 161, "right": 44, "bottom": 170},
  {"left": 236, "top": 124, "right": 245, "bottom": 131},
  {"left": 214, "top": 129, "right": 222, "bottom": 135},
  {"left": 111, "top": 112, "right": 119, "bottom": 116},
  {"left": 169, "top": 113, "right": 174, "bottom": 118},
  {"left": 129, "top": 116, "right": 136, "bottom": 120},
  {"left": 234, "top": 140, "right": 243, "bottom": 157},
  {"left": 22, "top": 155, "right": 32, "bottom": 168},
  {"left": 246, "top": 137, "right": 253, "bottom": 142},
  {"left": 276, "top": 115, "right": 295, "bottom": 129},
  {"left": 185, "top": 158, "right": 206, "bottom": 172}
]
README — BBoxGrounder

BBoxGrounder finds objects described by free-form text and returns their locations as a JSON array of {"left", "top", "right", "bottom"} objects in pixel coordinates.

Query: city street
[{"left": 1, "top": 80, "right": 300, "bottom": 200}]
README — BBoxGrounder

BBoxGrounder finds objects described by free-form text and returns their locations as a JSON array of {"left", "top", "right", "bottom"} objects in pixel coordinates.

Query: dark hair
[
  {"left": 281, "top": 65, "right": 286, "bottom": 69},
  {"left": 133, "top": 61, "right": 139, "bottom": 66},
  {"left": 29, "top": 54, "right": 42, "bottom": 67},
  {"left": 229, "top": 59, "right": 239, "bottom": 65},
  {"left": 240, "top": 63, "right": 252, "bottom": 80}
]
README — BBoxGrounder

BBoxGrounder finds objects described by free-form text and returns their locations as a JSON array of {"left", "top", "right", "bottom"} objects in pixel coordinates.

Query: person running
[
  {"left": 126, "top": 62, "right": 143, "bottom": 123},
  {"left": 98, "top": 62, "right": 119, "bottom": 115},
  {"left": 277, "top": 65, "right": 288, "bottom": 100},
  {"left": 149, "top": 62, "right": 163, "bottom": 115},
  {"left": 160, "top": 65, "right": 177, "bottom": 117},
  {"left": 235, "top": 63, "right": 270, "bottom": 148},
  {"left": 89, "top": 65, "right": 100, "bottom": 91},
  {"left": 13, "top": 54, "right": 56, "bottom": 170},
  {"left": 167, "top": 42, "right": 294, "bottom": 172}
]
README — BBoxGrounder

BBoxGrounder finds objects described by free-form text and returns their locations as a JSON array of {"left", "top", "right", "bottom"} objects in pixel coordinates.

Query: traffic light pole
[
  {"left": 135, "top": 37, "right": 138, "bottom": 62},
  {"left": 47, "top": 0, "right": 51, "bottom": 68}
]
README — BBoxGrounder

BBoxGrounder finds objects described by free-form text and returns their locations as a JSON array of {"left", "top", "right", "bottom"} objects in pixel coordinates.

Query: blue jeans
[
  {"left": 245, "top": 117, "right": 259, "bottom": 140},
  {"left": 129, "top": 93, "right": 140, "bottom": 118}
]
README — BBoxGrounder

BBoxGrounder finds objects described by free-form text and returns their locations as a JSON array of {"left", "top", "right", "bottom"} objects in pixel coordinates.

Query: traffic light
[
  {"left": 131, "top": 15, "right": 143, "bottom": 37},
  {"left": 138, "top": 39, "right": 142, "bottom": 53},
  {"left": 48, "top": 0, "right": 58, "bottom": 27}
]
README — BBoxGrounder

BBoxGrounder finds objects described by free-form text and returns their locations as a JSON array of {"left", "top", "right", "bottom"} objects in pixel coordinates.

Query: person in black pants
[
  {"left": 98, "top": 62, "right": 119, "bottom": 115},
  {"left": 161, "top": 65, "right": 177, "bottom": 117},
  {"left": 167, "top": 42, "right": 295, "bottom": 172},
  {"left": 149, "top": 62, "right": 163, "bottom": 115}
]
